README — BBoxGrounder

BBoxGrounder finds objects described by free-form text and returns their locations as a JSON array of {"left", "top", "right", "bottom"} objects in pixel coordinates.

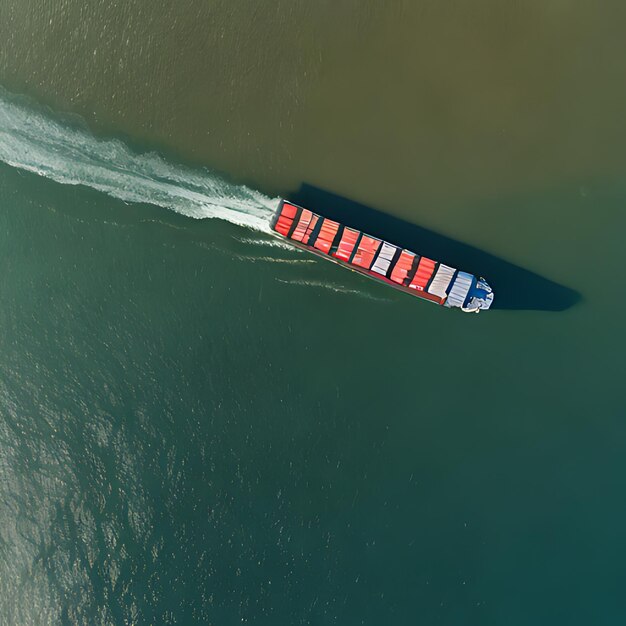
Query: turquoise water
[{"left": 1, "top": 2, "right": 626, "bottom": 623}]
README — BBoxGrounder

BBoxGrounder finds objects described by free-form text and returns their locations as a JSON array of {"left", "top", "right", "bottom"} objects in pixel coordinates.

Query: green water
[{"left": 1, "top": 2, "right": 626, "bottom": 624}]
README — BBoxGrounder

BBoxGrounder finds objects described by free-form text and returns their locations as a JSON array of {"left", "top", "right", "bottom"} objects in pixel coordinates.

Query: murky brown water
[{"left": 3, "top": 1, "right": 626, "bottom": 217}]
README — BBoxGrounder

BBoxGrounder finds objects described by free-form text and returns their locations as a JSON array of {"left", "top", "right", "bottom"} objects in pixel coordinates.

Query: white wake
[{"left": 0, "top": 87, "right": 277, "bottom": 232}]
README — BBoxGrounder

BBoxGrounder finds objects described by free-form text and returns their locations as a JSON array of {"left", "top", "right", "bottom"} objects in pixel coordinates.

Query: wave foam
[
  {"left": 0, "top": 87, "right": 277, "bottom": 232},
  {"left": 275, "top": 279, "right": 390, "bottom": 302}
]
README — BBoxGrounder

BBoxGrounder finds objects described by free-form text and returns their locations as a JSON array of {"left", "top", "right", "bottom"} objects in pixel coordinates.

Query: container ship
[{"left": 271, "top": 200, "right": 494, "bottom": 312}]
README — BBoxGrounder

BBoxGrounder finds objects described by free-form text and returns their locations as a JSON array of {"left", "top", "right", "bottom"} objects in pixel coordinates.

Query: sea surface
[{"left": 1, "top": 2, "right": 625, "bottom": 624}]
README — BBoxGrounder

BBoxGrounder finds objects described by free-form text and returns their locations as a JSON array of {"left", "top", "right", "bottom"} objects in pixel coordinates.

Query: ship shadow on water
[{"left": 289, "top": 185, "right": 581, "bottom": 312}]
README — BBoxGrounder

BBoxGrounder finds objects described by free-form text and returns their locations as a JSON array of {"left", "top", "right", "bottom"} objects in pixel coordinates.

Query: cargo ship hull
[{"left": 271, "top": 200, "right": 494, "bottom": 312}]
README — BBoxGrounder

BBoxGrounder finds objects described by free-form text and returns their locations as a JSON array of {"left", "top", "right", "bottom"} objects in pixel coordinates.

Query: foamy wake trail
[
  {"left": 0, "top": 87, "right": 277, "bottom": 232},
  {"left": 275, "top": 279, "right": 390, "bottom": 302}
]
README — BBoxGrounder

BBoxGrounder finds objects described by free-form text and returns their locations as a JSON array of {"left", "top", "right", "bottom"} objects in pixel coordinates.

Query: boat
[{"left": 271, "top": 200, "right": 494, "bottom": 312}]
